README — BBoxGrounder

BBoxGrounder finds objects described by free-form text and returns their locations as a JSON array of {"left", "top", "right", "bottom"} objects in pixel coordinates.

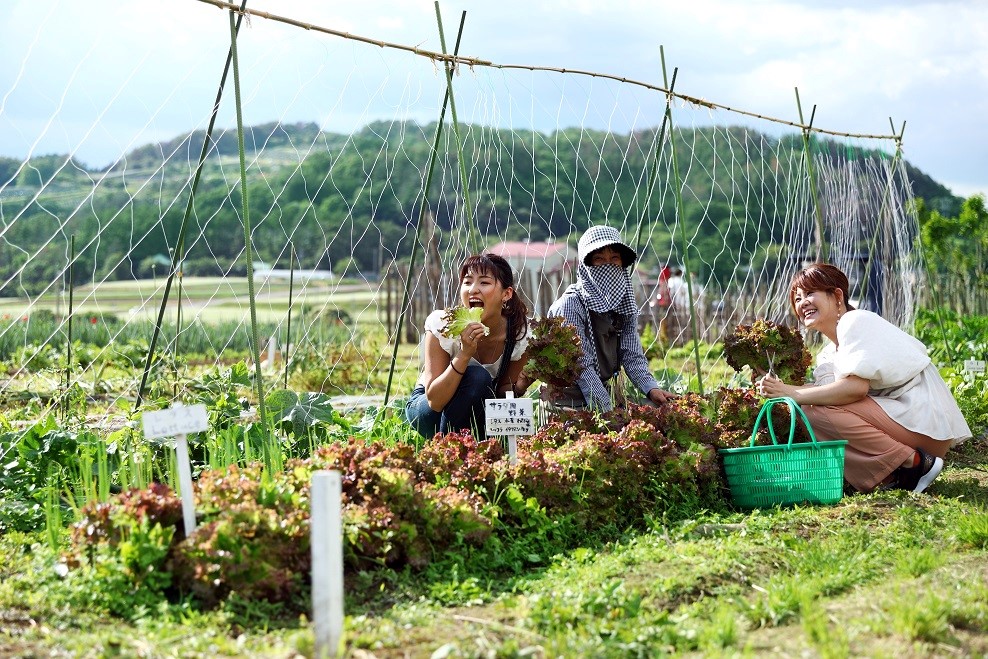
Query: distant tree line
[{"left": 0, "top": 120, "right": 964, "bottom": 297}]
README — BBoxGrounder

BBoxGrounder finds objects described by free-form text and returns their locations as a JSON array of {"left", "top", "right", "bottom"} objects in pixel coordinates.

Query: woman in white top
[
  {"left": 405, "top": 253, "right": 529, "bottom": 440},
  {"left": 759, "top": 263, "right": 971, "bottom": 493}
]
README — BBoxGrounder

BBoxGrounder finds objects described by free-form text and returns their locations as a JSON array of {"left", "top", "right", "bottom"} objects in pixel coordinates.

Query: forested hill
[
  {"left": 0, "top": 120, "right": 963, "bottom": 293},
  {"left": 115, "top": 121, "right": 327, "bottom": 172}
]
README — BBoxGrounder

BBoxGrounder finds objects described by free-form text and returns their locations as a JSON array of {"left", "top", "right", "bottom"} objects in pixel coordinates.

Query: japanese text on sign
[
  {"left": 485, "top": 398, "right": 534, "bottom": 436},
  {"left": 142, "top": 404, "right": 209, "bottom": 439},
  {"left": 964, "top": 359, "right": 986, "bottom": 374}
]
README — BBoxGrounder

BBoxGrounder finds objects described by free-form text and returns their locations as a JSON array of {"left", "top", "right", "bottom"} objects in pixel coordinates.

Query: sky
[{"left": 1, "top": 0, "right": 986, "bottom": 199}]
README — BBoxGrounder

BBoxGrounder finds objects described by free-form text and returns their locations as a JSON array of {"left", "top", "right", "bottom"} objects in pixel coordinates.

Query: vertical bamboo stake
[
  {"left": 135, "top": 0, "right": 249, "bottom": 411},
  {"left": 63, "top": 235, "right": 75, "bottom": 420},
  {"left": 174, "top": 249, "right": 183, "bottom": 397},
  {"left": 383, "top": 10, "right": 467, "bottom": 407},
  {"left": 795, "top": 88, "right": 827, "bottom": 263},
  {"left": 228, "top": 10, "right": 269, "bottom": 439},
  {"left": 633, "top": 45, "right": 675, "bottom": 256},
  {"left": 660, "top": 50, "right": 704, "bottom": 395},
  {"left": 285, "top": 241, "right": 295, "bottom": 390},
  {"left": 434, "top": 2, "right": 481, "bottom": 255}
]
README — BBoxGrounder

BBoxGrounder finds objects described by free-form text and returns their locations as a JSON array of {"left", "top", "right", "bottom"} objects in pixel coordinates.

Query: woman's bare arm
[{"left": 759, "top": 372, "right": 869, "bottom": 406}]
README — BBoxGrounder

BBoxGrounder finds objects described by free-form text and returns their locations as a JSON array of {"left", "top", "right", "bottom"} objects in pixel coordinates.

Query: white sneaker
[{"left": 913, "top": 455, "right": 944, "bottom": 493}]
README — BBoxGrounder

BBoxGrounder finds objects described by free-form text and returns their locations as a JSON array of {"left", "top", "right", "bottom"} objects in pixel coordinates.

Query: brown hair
[
  {"left": 788, "top": 263, "right": 855, "bottom": 315},
  {"left": 459, "top": 253, "right": 529, "bottom": 341}
]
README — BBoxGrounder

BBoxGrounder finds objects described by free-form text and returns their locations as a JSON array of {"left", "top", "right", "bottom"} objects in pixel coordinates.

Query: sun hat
[{"left": 577, "top": 225, "right": 637, "bottom": 266}]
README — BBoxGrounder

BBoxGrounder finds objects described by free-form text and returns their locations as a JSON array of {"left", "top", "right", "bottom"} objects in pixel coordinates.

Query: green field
[{"left": 0, "top": 275, "right": 387, "bottom": 328}]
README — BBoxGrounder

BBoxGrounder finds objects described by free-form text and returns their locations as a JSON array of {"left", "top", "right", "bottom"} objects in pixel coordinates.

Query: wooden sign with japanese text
[{"left": 485, "top": 397, "right": 534, "bottom": 437}]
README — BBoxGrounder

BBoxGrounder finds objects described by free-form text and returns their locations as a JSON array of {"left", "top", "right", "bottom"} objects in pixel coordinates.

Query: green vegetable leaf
[
  {"left": 440, "top": 306, "right": 488, "bottom": 338},
  {"left": 723, "top": 319, "right": 813, "bottom": 384},
  {"left": 265, "top": 389, "right": 345, "bottom": 438},
  {"left": 522, "top": 316, "right": 584, "bottom": 387}
]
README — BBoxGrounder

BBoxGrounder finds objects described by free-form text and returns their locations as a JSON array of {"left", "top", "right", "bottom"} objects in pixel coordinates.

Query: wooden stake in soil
[{"left": 141, "top": 404, "right": 209, "bottom": 535}]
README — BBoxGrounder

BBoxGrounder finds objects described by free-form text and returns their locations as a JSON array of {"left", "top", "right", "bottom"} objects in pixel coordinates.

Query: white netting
[{"left": 0, "top": 3, "right": 921, "bottom": 420}]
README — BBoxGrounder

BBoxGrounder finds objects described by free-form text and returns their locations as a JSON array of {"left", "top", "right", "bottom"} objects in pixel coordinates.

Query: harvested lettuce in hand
[
  {"left": 522, "top": 315, "right": 584, "bottom": 387},
  {"left": 439, "top": 305, "right": 489, "bottom": 338},
  {"left": 724, "top": 318, "right": 813, "bottom": 385}
]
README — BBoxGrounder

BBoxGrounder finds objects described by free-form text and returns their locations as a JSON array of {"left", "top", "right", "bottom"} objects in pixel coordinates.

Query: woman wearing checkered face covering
[{"left": 544, "top": 226, "right": 675, "bottom": 412}]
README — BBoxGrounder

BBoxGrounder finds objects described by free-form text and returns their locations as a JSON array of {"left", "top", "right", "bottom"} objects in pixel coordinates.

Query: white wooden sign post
[
  {"left": 141, "top": 403, "right": 209, "bottom": 534},
  {"left": 485, "top": 393, "right": 534, "bottom": 465},
  {"left": 311, "top": 470, "right": 344, "bottom": 658}
]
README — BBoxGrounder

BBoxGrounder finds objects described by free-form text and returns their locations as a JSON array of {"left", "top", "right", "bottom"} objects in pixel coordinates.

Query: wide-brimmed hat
[{"left": 577, "top": 225, "right": 637, "bottom": 266}]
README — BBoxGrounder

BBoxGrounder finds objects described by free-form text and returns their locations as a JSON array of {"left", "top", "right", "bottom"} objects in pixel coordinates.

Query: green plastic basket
[{"left": 719, "top": 397, "right": 847, "bottom": 509}]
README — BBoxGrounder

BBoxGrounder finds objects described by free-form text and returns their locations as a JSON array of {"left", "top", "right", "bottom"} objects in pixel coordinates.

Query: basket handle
[{"left": 748, "top": 396, "right": 820, "bottom": 449}]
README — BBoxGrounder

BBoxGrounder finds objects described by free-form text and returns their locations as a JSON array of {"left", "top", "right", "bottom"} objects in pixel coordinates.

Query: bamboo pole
[
  {"left": 383, "top": 9, "right": 468, "bottom": 408},
  {"left": 632, "top": 45, "right": 675, "bottom": 257},
  {"left": 194, "top": 0, "right": 896, "bottom": 142},
  {"left": 285, "top": 241, "right": 295, "bottom": 390},
  {"left": 660, "top": 51, "right": 704, "bottom": 395},
  {"left": 135, "top": 0, "right": 249, "bottom": 411},
  {"left": 434, "top": 2, "right": 480, "bottom": 255},
  {"left": 228, "top": 10, "right": 269, "bottom": 438},
  {"left": 174, "top": 250, "right": 183, "bottom": 397},
  {"left": 63, "top": 235, "right": 75, "bottom": 420},
  {"left": 795, "top": 88, "right": 827, "bottom": 263}
]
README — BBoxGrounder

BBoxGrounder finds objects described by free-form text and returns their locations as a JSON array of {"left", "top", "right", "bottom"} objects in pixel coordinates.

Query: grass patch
[{"left": 3, "top": 444, "right": 988, "bottom": 656}]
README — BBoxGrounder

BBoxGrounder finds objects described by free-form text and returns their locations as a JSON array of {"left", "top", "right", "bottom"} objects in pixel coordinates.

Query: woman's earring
[{"left": 502, "top": 300, "right": 509, "bottom": 311}]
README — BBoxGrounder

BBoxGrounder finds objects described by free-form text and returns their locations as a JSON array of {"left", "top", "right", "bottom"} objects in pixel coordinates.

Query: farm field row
[{"left": 0, "top": 276, "right": 387, "bottom": 327}]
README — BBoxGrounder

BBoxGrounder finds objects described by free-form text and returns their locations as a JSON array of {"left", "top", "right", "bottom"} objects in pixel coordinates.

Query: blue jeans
[{"left": 405, "top": 364, "right": 495, "bottom": 440}]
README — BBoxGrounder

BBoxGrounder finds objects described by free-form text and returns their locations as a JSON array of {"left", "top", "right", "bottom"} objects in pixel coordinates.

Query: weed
[
  {"left": 886, "top": 587, "right": 952, "bottom": 644},
  {"left": 957, "top": 510, "right": 988, "bottom": 549},
  {"left": 696, "top": 602, "right": 740, "bottom": 651},
  {"left": 744, "top": 576, "right": 814, "bottom": 627},
  {"left": 427, "top": 574, "right": 490, "bottom": 607},
  {"left": 801, "top": 596, "right": 849, "bottom": 659},
  {"left": 895, "top": 546, "right": 943, "bottom": 577}
]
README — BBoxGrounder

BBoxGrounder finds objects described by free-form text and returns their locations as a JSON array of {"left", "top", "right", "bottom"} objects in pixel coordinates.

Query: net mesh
[{"left": 0, "top": 4, "right": 922, "bottom": 423}]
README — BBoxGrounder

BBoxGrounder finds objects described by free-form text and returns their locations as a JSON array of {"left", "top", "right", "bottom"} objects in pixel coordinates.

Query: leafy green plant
[
  {"left": 0, "top": 414, "right": 86, "bottom": 533},
  {"left": 265, "top": 388, "right": 351, "bottom": 452},
  {"left": 956, "top": 510, "right": 988, "bottom": 549},
  {"left": 941, "top": 368, "right": 988, "bottom": 439},
  {"left": 724, "top": 319, "right": 813, "bottom": 384},
  {"left": 913, "top": 308, "right": 988, "bottom": 363},
  {"left": 182, "top": 361, "right": 252, "bottom": 429},
  {"left": 49, "top": 381, "right": 851, "bottom": 617},
  {"left": 64, "top": 483, "right": 182, "bottom": 619}
]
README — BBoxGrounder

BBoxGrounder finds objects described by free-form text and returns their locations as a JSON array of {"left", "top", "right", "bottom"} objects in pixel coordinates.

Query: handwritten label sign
[
  {"left": 964, "top": 359, "right": 986, "bottom": 375},
  {"left": 142, "top": 404, "right": 209, "bottom": 439},
  {"left": 485, "top": 397, "right": 534, "bottom": 437}
]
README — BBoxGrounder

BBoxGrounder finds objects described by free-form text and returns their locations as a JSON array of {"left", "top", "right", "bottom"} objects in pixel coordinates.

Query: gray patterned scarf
[{"left": 576, "top": 263, "right": 637, "bottom": 316}]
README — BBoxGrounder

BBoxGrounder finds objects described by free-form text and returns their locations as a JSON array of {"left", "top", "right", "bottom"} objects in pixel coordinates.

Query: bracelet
[{"left": 449, "top": 361, "right": 466, "bottom": 375}]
